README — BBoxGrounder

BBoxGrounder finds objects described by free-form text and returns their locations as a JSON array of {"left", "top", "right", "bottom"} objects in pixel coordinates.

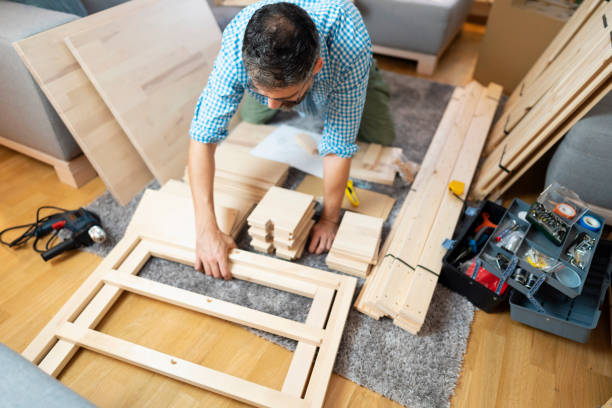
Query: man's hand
[
  {"left": 195, "top": 227, "right": 236, "bottom": 280},
  {"left": 308, "top": 218, "right": 339, "bottom": 254}
]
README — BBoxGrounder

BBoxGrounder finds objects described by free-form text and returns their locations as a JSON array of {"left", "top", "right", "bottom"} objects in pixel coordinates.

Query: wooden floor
[{"left": 1, "top": 21, "right": 611, "bottom": 408}]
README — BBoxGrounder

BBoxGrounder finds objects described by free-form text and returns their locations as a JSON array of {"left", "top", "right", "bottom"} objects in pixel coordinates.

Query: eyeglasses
[{"left": 246, "top": 73, "right": 314, "bottom": 105}]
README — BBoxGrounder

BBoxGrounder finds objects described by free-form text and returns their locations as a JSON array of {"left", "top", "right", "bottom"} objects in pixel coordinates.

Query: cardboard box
[{"left": 474, "top": 0, "right": 573, "bottom": 94}]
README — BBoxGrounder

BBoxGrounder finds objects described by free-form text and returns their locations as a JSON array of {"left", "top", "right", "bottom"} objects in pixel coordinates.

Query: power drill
[{"left": 38, "top": 208, "right": 106, "bottom": 261}]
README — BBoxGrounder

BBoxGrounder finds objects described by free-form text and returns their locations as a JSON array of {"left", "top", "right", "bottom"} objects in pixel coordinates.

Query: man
[{"left": 188, "top": 0, "right": 395, "bottom": 279}]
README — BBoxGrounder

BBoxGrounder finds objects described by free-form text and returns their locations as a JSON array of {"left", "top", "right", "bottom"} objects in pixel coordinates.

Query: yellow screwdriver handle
[{"left": 345, "top": 180, "right": 360, "bottom": 207}]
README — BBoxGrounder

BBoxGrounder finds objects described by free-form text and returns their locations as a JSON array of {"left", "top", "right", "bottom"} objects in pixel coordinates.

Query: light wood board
[
  {"left": 64, "top": 0, "right": 222, "bottom": 184},
  {"left": 12, "top": 0, "right": 154, "bottom": 205},
  {"left": 296, "top": 175, "right": 395, "bottom": 220}
]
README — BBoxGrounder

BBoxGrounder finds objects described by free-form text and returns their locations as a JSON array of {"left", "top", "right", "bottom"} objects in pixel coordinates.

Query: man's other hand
[
  {"left": 308, "top": 218, "right": 338, "bottom": 254},
  {"left": 195, "top": 228, "right": 237, "bottom": 279}
]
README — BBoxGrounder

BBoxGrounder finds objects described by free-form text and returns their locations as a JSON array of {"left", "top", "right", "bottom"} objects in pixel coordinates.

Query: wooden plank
[
  {"left": 473, "top": 29, "right": 612, "bottom": 199},
  {"left": 489, "top": 75, "right": 612, "bottom": 201},
  {"left": 355, "top": 87, "right": 466, "bottom": 317},
  {"left": 282, "top": 287, "right": 335, "bottom": 397},
  {"left": 56, "top": 322, "right": 305, "bottom": 408},
  {"left": 37, "top": 241, "right": 153, "bottom": 376},
  {"left": 21, "top": 232, "right": 141, "bottom": 364},
  {"left": 103, "top": 271, "right": 324, "bottom": 345},
  {"left": 375, "top": 82, "right": 484, "bottom": 317},
  {"left": 484, "top": 0, "right": 603, "bottom": 156},
  {"left": 215, "top": 142, "right": 290, "bottom": 186},
  {"left": 396, "top": 83, "right": 502, "bottom": 331},
  {"left": 12, "top": 0, "right": 153, "bottom": 204},
  {"left": 64, "top": 0, "right": 221, "bottom": 184},
  {"left": 304, "top": 277, "right": 356, "bottom": 408}
]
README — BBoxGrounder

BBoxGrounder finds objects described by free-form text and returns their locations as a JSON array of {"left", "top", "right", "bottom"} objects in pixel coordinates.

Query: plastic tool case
[
  {"left": 440, "top": 201, "right": 509, "bottom": 312},
  {"left": 476, "top": 198, "right": 607, "bottom": 342}
]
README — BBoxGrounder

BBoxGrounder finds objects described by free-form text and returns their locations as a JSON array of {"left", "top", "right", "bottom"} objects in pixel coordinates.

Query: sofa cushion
[
  {"left": 8, "top": 0, "right": 87, "bottom": 17},
  {"left": 545, "top": 91, "right": 612, "bottom": 210},
  {"left": 0, "top": 343, "right": 95, "bottom": 407}
]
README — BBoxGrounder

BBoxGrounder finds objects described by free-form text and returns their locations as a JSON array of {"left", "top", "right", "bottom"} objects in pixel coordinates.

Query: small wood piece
[
  {"left": 294, "top": 133, "right": 318, "bottom": 155},
  {"left": 361, "top": 144, "right": 382, "bottom": 169},
  {"left": 296, "top": 175, "right": 395, "bottom": 220}
]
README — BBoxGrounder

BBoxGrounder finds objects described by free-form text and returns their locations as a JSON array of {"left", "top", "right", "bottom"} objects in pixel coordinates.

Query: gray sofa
[
  {"left": 0, "top": 342, "right": 94, "bottom": 407},
  {"left": 545, "top": 91, "right": 612, "bottom": 224},
  {"left": 0, "top": 0, "right": 240, "bottom": 184},
  {"left": 356, "top": 0, "right": 473, "bottom": 74}
]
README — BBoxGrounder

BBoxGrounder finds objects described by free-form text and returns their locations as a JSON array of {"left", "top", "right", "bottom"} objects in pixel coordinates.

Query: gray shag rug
[{"left": 85, "top": 72, "right": 475, "bottom": 408}]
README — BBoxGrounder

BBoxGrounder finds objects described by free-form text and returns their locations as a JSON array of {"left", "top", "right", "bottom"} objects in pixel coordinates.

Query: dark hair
[{"left": 242, "top": 2, "right": 320, "bottom": 89}]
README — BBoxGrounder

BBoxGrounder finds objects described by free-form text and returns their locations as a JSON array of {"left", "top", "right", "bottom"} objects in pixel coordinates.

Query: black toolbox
[{"left": 440, "top": 201, "right": 510, "bottom": 312}]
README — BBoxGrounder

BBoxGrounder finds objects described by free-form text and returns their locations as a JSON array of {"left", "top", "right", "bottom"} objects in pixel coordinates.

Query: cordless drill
[{"left": 39, "top": 208, "right": 106, "bottom": 261}]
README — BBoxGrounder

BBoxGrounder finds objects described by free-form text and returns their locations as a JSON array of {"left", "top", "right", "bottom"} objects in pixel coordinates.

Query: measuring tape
[
  {"left": 579, "top": 215, "right": 602, "bottom": 232},
  {"left": 553, "top": 202, "right": 576, "bottom": 219}
]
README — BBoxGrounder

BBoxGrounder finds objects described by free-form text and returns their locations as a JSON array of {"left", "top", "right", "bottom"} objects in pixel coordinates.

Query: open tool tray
[
  {"left": 509, "top": 240, "right": 612, "bottom": 343},
  {"left": 477, "top": 199, "right": 604, "bottom": 302},
  {"left": 440, "top": 201, "right": 509, "bottom": 312}
]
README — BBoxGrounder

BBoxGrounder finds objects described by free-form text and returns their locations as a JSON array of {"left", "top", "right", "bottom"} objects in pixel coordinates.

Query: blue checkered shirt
[{"left": 189, "top": 0, "right": 372, "bottom": 158}]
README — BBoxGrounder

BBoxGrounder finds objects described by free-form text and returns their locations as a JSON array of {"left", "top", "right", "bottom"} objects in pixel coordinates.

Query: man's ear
[{"left": 313, "top": 57, "right": 323, "bottom": 74}]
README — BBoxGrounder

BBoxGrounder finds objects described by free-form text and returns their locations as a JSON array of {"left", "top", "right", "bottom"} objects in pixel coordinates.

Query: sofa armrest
[{"left": 0, "top": 1, "right": 82, "bottom": 161}]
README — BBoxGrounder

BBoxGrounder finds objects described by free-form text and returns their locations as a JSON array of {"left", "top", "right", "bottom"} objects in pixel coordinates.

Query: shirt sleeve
[
  {"left": 189, "top": 24, "right": 246, "bottom": 144},
  {"left": 318, "top": 4, "right": 372, "bottom": 158}
]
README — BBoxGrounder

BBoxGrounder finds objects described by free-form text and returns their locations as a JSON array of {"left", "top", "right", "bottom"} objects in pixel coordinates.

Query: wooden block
[
  {"left": 294, "top": 133, "right": 318, "bottom": 155},
  {"left": 275, "top": 220, "right": 315, "bottom": 260},
  {"left": 215, "top": 143, "right": 289, "bottom": 186},
  {"left": 296, "top": 175, "right": 395, "bottom": 220},
  {"left": 64, "top": 0, "right": 222, "bottom": 184},
  {"left": 12, "top": 0, "right": 153, "bottom": 204},
  {"left": 361, "top": 144, "right": 382, "bottom": 169},
  {"left": 331, "top": 212, "right": 383, "bottom": 265},
  {"left": 248, "top": 187, "right": 315, "bottom": 234},
  {"left": 350, "top": 143, "right": 402, "bottom": 185},
  {"left": 326, "top": 251, "right": 371, "bottom": 278}
]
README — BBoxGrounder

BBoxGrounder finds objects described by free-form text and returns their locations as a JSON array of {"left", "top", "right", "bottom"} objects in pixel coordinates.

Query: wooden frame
[{"left": 23, "top": 229, "right": 356, "bottom": 407}]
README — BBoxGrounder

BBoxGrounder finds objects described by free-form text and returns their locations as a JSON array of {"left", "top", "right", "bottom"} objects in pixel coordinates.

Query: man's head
[{"left": 242, "top": 2, "right": 323, "bottom": 110}]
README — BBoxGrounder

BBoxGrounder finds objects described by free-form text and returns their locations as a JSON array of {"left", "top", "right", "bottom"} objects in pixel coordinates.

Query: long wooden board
[
  {"left": 12, "top": 0, "right": 154, "bottom": 205},
  {"left": 64, "top": 0, "right": 222, "bottom": 184}
]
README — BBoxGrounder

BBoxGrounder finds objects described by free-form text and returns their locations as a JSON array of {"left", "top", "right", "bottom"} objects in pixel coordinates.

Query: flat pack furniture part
[
  {"left": 471, "top": 9, "right": 612, "bottom": 200},
  {"left": 22, "top": 186, "right": 357, "bottom": 408},
  {"left": 224, "top": 122, "right": 405, "bottom": 186},
  {"left": 484, "top": 0, "right": 603, "bottom": 155},
  {"left": 354, "top": 81, "right": 503, "bottom": 334},
  {"left": 64, "top": 0, "right": 222, "bottom": 185},
  {"left": 354, "top": 86, "right": 468, "bottom": 319},
  {"left": 395, "top": 82, "right": 503, "bottom": 330},
  {"left": 326, "top": 211, "right": 383, "bottom": 278},
  {"left": 296, "top": 175, "right": 396, "bottom": 220},
  {"left": 372, "top": 82, "right": 485, "bottom": 319},
  {"left": 158, "top": 180, "right": 253, "bottom": 239},
  {"left": 12, "top": 0, "right": 154, "bottom": 203}
]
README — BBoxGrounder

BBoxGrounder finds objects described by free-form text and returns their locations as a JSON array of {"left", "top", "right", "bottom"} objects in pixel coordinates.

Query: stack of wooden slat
[
  {"left": 326, "top": 212, "right": 383, "bottom": 278},
  {"left": 471, "top": 0, "right": 612, "bottom": 202},
  {"left": 354, "top": 80, "right": 503, "bottom": 334},
  {"left": 214, "top": 143, "right": 290, "bottom": 202},
  {"left": 247, "top": 187, "right": 316, "bottom": 260}
]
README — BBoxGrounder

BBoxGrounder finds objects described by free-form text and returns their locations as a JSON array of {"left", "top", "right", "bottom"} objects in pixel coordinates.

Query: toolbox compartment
[
  {"left": 509, "top": 240, "right": 612, "bottom": 343},
  {"left": 440, "top": 201, "right": 509, "bottom": 312}
]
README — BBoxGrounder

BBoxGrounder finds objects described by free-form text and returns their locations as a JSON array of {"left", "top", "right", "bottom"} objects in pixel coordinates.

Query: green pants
[{"left": 240, "top": 61, "right": 395, "bottom": 146}]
